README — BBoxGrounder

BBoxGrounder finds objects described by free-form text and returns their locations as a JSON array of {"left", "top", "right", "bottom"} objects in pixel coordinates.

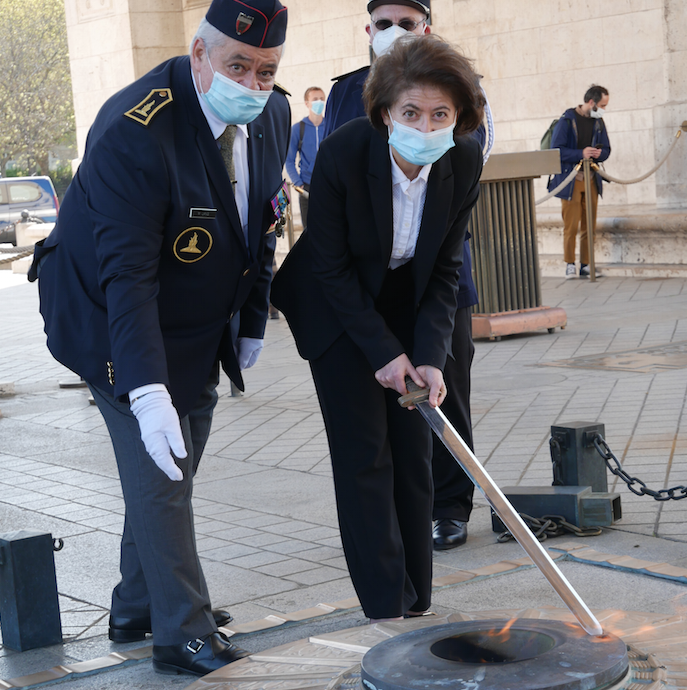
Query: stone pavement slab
[{"left": 1, "top": 275, "right": 687, "bottom": 687}]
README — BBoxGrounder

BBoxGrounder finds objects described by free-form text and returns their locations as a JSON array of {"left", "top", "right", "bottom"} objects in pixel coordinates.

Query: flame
[
  {"left": 590, "top": 634, "right": 614, "bottom": 644},
  {"left": 484, "top": 617, "right": 518, "bottom": 642}
]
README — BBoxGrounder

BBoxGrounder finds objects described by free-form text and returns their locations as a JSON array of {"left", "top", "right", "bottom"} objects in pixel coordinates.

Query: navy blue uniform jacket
[
  {"left": 323, "top": 65, "right": 479, "bottom": 310},
  {"left": 270, "top": 118, "right": 482, "bottom": 371},
  {"left": 30, "top": 56, "right": 290, "bottom": 417}
]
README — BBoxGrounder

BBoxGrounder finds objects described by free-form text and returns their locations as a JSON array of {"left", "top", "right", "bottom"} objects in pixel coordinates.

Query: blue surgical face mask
[
  {"left": 201, "top": 53, "right": 272, "bottom": 125},
  {"left": 387, "top": 112, "right": 456, "bottom": 166},
  {"left": 310, "top": 100, "right": 325, "bottom": 116}
]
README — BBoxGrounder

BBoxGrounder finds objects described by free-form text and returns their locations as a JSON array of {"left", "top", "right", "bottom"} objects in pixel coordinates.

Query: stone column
[
  {"left": 654, "top": 0, "right": 687, "bottom": 208},
  {"left": 65, "top": 0, "right": 186, "bottom": 158}
]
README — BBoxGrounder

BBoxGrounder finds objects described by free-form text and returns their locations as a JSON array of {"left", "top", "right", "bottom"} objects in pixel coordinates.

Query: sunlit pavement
[{"left": 1, "top": 274, "right": 686, "bottom": 688}]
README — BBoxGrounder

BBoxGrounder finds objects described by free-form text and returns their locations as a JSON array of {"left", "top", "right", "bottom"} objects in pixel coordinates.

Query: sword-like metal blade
[{"left": 415, "top": 399, "right": 603, "bottom": 637}]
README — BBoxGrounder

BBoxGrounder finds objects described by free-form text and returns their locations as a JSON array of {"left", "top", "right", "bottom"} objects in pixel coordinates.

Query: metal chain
[
  {"left": 497, "top": 514, "right": 602, "bottom": 543},
  {"left": 592, "top": 433, "right": 687, "bottom": 501}
]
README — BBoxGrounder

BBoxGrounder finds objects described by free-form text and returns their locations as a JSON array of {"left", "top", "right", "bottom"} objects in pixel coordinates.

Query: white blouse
[{"left": 388, "top": 146, "right": 432, "bottom": 269}]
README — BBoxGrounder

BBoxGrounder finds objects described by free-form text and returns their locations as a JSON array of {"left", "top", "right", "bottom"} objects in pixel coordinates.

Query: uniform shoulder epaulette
[
  {"left": 331, "top": 65, "right": 369, "bottom": 83},
  {"left": 274, "top": 82, "right": 291, "bottom": 97},
  {"left": 124, "top": 88, "right": 173, "bottom": 127}
]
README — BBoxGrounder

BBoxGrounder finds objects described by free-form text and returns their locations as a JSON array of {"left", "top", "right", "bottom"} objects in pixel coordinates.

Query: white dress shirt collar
[
  {"left": 388, "top": 147, "right": 432, "bottom": 269},
  {"left": 389, "top": 146, "right": 432, "bottom": 188},
  {"left": 190, "top": 65, "right": 250, "bottom": 244}
]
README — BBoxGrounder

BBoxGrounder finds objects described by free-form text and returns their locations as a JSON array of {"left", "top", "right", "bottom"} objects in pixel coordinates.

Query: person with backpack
[
  {"left": 286, "top": 86, "right": 326, "bottom": 230},
  {"left": 547, "top": 85, "right": 611, "bottom": 279}
]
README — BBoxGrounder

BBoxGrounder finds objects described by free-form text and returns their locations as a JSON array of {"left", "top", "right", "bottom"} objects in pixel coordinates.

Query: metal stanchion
[{"left": 582, "top": 158, "right": 597, "bottom": 282}]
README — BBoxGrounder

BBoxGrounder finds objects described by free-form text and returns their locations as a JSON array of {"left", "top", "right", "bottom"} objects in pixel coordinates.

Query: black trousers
[
  {"left": 310, "top": 262, "right": 433, "bottom": 618},
  {"left": 431, "top": 306, "right": 476, "bottom": 521}
]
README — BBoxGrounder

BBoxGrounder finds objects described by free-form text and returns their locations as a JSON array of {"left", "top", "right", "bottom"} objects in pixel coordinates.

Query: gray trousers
[{"left": 88, "top": 365, "right": 219, "bottom": 646}]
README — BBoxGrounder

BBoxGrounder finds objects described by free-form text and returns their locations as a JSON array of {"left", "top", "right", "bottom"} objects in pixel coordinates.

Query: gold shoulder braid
[
  {"left": 124, "top": 89, "right": 173, "bottom": 126},
  {"left": 273, "top": 82, "right": 291, "bottom": 97}
]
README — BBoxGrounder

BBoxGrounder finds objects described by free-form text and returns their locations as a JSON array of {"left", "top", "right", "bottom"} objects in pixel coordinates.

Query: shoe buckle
[{"left": 186, "top": 638, "right": 205, "bottom": 654}]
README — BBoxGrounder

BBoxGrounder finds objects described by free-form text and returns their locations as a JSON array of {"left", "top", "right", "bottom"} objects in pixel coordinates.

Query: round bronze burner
[
  {"left": 361, "top": 619, "right": 629, "bottom": 690},
  {"left": 430, "top": 628, "right": 557, "bottom": 663}
]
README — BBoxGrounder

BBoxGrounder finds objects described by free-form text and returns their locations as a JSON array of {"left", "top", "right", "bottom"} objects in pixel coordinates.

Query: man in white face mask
[
  {"left": 321, "top": 0, "right": 485, "bottom": 555},
  {"left": 367, "top": 0, "right": 431, "bottom": 57},
  {"left": 547, "top": 84, "right": 611, "bottom": 279},
  {"left": 322, "top": 1, "right": 430, "bottom": 139}
]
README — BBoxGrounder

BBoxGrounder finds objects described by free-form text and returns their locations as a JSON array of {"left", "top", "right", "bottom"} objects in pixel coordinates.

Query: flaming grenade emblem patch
[{"left": 236, "top": 12, "right": 254, "bottom": 36}]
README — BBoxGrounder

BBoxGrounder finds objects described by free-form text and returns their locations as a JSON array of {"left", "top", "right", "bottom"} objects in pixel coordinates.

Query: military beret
[
  {"left": 206, "top": 0, "right": 288, "bottom": 48},
  {"left": 367, "top": 0, "right": 430, "bottom": 18}
]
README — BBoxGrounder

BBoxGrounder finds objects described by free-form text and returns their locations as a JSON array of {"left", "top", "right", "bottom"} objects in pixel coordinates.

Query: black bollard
[
  {"left": 491, "top": 422, "right": 622, "bottom": 533},
  {"left": 0, "top": 530, "right": 62, "bottom": 651},
  {"left": 550, "top": 422, "right": 608, "bottom": 491}
]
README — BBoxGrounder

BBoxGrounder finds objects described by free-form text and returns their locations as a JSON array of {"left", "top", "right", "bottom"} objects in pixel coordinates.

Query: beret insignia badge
[{"left": 236, "top": 12, "right": 254, "bottom": 36}]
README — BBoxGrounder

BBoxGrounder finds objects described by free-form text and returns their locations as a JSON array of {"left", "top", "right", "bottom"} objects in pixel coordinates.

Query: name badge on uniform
[
  {"left": 270, "top": 182, "right": 290, "bottom": 238},
  {"left": 189, "top": 207, "right": 217, "bottom": 219}
]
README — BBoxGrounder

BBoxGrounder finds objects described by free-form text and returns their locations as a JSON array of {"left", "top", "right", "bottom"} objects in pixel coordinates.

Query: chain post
[{"left": 550, "top": 422, "right": 608, "bottom": 492}]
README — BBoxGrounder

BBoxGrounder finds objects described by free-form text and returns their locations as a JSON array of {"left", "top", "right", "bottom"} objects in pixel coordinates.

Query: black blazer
[{"left": 271, "top": 117, "right": 482, "bottom": 372}]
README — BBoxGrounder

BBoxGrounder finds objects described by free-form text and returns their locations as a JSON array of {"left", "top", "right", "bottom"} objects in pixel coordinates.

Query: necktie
[{"left": 218, "top": 124, "right": 238, "bottom": 186}]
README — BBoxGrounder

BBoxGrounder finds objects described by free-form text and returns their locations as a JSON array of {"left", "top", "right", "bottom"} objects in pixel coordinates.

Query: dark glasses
[{"left": 373, "top": 18, "right": 424, "bottom": 32}]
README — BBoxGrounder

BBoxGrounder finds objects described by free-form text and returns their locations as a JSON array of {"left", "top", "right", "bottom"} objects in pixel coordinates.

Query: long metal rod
[
  {"left": 413, "top": 398, "right": 604, "bottom": 636},
  {"left": 583, "top": 159, "right": 597, "bottom": 282}
]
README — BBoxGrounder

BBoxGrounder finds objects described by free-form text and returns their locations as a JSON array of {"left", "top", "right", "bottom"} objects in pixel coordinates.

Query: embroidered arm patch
[{"left": 124, "top": 89, "right": 173, "bottom": 126}]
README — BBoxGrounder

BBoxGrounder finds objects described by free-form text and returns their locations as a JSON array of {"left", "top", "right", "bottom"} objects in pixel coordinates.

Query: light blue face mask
[
  {"left": 201, "top": 54, "right": 272, "bottom": 125},
  {"left": 387, "top": 112, "right": 456, "bottom": 166},
  {"left": 310, "top": 100, "right": 325, "bottom": 116}
]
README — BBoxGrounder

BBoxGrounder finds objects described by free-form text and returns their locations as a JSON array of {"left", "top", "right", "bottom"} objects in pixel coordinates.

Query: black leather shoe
[
  {"left": 109, "top": 609, "right": 233, "bottom": 643},
  {"left": 153, "top": 632, "right": 249, "bottom": 676},
  {"left": 432, "top": 519, "right": 468, "bottom": 550}
]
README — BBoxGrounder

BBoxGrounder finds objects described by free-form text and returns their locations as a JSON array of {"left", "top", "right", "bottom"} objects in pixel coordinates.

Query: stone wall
[
  {"left": 65, "top": 0, "right": 686, "bottom": 209},
  {"left": 432, "top": 0, "right": 686, "bottom": 211},
  {"left": 65, "top": 0, "right": 188, "bottom": 155}
]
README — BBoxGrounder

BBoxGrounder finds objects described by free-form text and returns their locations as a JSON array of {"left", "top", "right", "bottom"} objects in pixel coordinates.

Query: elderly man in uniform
[
  {"left": 29, "top": 0, "right": 290, "bottom": 677},
  {"left": 323, "top": 0, "right": 486, "bottom": 551}
]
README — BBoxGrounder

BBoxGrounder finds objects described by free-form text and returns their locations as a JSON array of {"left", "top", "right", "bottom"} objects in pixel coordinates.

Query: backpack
[
  {"left": 540, "top": 118, "right": 559, "bottom": 150},
  {"left": 298, "top": 120, "right": 305, "bottom": 155}
]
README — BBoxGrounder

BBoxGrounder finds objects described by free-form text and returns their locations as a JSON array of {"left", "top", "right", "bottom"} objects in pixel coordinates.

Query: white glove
[
  {"left": 130, "top": 388, "right": 187, "bottom": 481},
  {"left": 236, "top": 337, "right": 264, "bottom": 370}
]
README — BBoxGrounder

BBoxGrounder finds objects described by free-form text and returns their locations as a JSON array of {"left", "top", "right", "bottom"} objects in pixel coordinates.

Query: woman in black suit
[{"left": 271, "top": 34, "right": 484, "bottom": 621}]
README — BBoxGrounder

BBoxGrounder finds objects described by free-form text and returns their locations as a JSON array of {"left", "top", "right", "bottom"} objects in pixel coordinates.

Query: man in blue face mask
[
  {"left": 285, "top": 86, "right": 326, "bottom": 230},
  {"left": 29, "top": 0, "right": 290, "bottom": 677}
]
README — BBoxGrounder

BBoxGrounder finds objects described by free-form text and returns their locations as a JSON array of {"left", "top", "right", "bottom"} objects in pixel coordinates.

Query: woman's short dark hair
[{"left": 364, "top": 34, "right": 485, "bottom": 137}]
